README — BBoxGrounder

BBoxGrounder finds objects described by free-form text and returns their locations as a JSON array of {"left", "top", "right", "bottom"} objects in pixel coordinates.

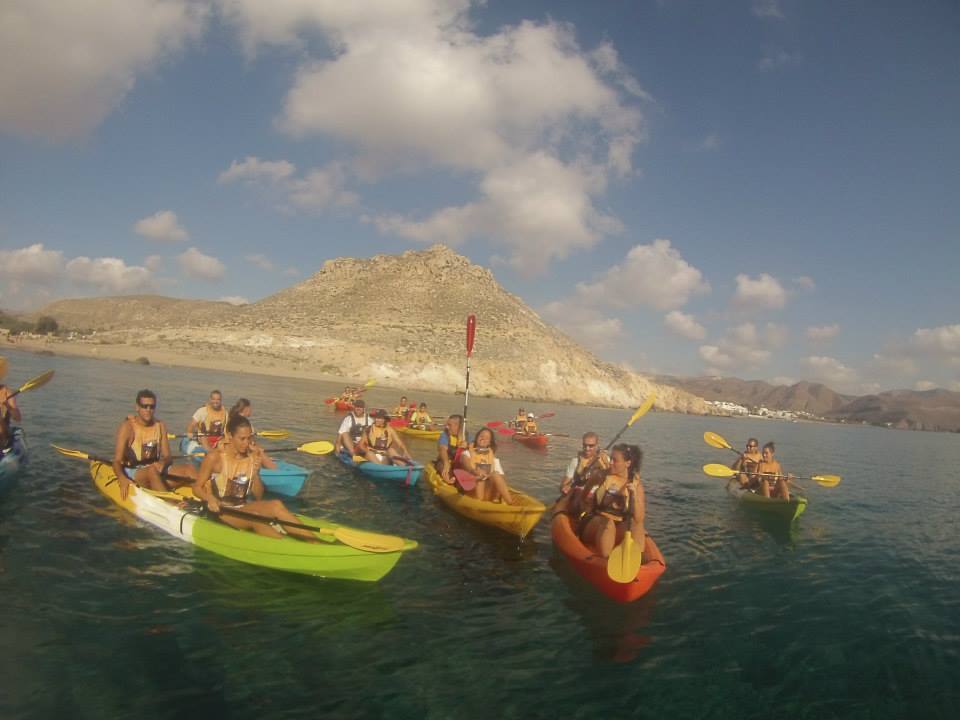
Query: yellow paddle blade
[
  {"left": 627, "top": 393, "right": 656, "bottom": 427},
  {"left": 331, "top": 527, "right": 406, "bottom": 553},
  {"left": 364, "top": 378, "right": 377, "bottom": 388},
  {"left": 703, "top": 431, "right": 733, "bottom": 450},
  {"left": 703, "top": 463, "right": 737, "bottom": 479},
  {"left": 296, "top": 441, "right": 335, "bottom": 456},
  {"left": 17, "top": 369, "right": 55, "bottom": 394},
  {"left": 51, "top": 444, "right": 92, "bottom": 461},
  {"left": 607, "top": 530, "right": 643, "bottom": 583},
  {"left": 812, "top": 474, "right": 842, "bottom": 487},
  {"left": 256, "top": 430, "right": 290, "bottom": 439}
]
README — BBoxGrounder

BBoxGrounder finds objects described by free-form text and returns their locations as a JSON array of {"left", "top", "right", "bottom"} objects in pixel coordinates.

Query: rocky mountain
[
  {"left": 656, "top": 375, "right": 852, "bottom": 416},
  {"left": 827, "top": 389, "right": 960, "bottom": 432},
  {"left": 34, "top": 245, "right": 709, "bottom": 414}
]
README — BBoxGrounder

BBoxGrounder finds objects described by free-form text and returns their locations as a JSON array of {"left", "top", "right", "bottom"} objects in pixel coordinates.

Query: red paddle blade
[
  {"left": 324, "top": 398, "right": 335, "bottom": 404},
  {"left": 466, "top": 314, "right": 477, "bottom": 357},
  {"left": 538, "top": 412, "right": 555, "bottom": 419},
  {"left": 497, "top": 427, "right": 516, "bottom": 436},
  {"left": 453, "top": 469, "right": 477, "bottom": 492},
  {"left": 389, "top": 419, "right": 408, "bottom": 427},
  {"left": 486, "top": 421, "right": 503, "bottom": 428}
]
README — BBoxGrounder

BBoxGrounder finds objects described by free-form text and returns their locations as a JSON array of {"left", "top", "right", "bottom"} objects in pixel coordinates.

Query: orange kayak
[
  {"left": 512, "top": 433, "right": 549, "bottom": 448},
  {"left": 335, "top": 400, "right": 354, "bottom": 411},
  {"left": 551, "top": 513, "right": 666, "bottom": 603}
]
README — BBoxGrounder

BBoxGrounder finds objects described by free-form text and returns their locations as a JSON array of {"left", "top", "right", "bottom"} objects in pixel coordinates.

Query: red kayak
[
  {"left": 512, "top": 433, "right": 549, "bottom": 448},
  {"left": 551, "top": 513, "right": 666, "bottom": 603},
  {"left": 335, "top": 400, "right": 354, "bottom": 411}
]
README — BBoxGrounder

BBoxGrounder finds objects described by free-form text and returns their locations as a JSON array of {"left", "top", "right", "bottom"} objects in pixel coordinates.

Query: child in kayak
[
  {"left": 578, "top": 444, "right": 646, "bottom": 559},
  {"left": 459, "top": 427, "right": 514, "bottom": 504}
]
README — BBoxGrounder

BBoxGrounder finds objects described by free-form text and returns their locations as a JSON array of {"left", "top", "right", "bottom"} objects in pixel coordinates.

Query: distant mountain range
[{"left": 656, "top": 375, "right": 960, "bottom": 432}]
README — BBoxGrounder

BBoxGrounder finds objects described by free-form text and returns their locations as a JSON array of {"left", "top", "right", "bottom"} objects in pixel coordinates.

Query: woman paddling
[
  {"left": 755, "top": 441, "right": 792, "bottom": 501},
  {"left": 193, "top": 414, "right": 315, "bottom": 541},
  {"left": 228, "top": 398, "right": 277, "bottom": 469},
  {"left": 578, "top": 444, "right": 646, "bottom": 559},
  {"left": 459, "top": 427, "right": 514, "bottom": 505},
  {"left": 730, "top": 437, "right": 761, "bottom": 490}
]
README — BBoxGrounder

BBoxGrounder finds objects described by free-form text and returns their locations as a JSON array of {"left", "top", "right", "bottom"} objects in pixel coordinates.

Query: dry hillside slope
[{"left": 36, "top": 245, "right": 709, "bottom": 413}]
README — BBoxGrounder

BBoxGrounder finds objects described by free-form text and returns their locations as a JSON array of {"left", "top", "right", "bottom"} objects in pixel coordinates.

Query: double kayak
[
  {"left": 727, "top": 482, "right": 807, "bottom": 521},
  {"left": 91, "top": 461, "right": 416, "bottom": 580},
  {"left": 337, "top": 451, "right": 422, "bottom": 486},
  {"left": 424, "top": 463, "right": 545, "bottom": 538},
  {"left": 397, "top": 426, "right": 442, "bottom": 441},
  {"left": 0, "top": 427, "right": 28, "bottom": 491},
  {"left": 512, "top": 433, "right": 549, "bottom": 449},
  {"left": 179, "top": 438, "right": 309, "bottom": 497},
  {"left": 552, "top": 513, "right": 665, "bottom": 603}
]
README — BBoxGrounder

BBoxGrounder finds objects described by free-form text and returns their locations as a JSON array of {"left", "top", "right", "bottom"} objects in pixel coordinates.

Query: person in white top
[
  {"left": 187, "top": 390, "right": 227, "bottom": 452},
  {"left": 336, "top": 399, "right": 371, "bottom": 455}
]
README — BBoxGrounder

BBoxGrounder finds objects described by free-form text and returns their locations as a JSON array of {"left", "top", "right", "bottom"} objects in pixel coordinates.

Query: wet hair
[
  {"left": 472, "top": 426, "right": 497, "bottom": 452},
  {"left": 374, "top": 409, "right": 389, "bottom": 420},
  {"left": 226, "top": 413, "right": 252, "bottom": 436},
  {"left": 135, "top": 389, "right": 157, "bottom": 404},
  {"left": 400, "top": 396, "right": 408, "bottom": 402},
  {"left": 611, "top": 443, "right": 643, "bottom": 476},
  {"left": 762, "top": 441, "right": 775, "bottom": 453},
  {"left": 229, "top": 398, "right": 251, "bottom": 418}
]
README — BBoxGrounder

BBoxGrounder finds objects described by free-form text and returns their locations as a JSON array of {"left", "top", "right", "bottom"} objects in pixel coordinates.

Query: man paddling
[
  {"left": 0, "top": 358, "right": 23, "bottom": 451},
  {"left": 554, "top": 431, "right": 610, "bottom": 518},
  {"left": 113, "top": 389, "right": 196, "bottom": 500},
  {"left": 187, "top": 390, "right": 227, "bottom": 452},
  {"left": 336, "top": 399, "right": 371, "bottom": 456}
]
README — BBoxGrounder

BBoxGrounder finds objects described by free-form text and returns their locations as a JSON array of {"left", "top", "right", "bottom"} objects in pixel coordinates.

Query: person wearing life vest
[
  {"left": 358, "top": 409, "right": 412, "bottom": 465},
  {"left": 0, "top": 358, "right": 22, "bottom": 451},
  {"left": 512, "top": 408, "right": 526, "bottom": 430},
  {"left": 755, "top": 441, "right": 793, "bottom": 500},
  {"left": 392, "top": 396, "right": 409, "bottom": 417},
  {"left": 554, "top": 431, "right": 610, "bottom": 519},
  {"left": 112, "top": 389, "right": 196, "bottom": 500},
  {"left": 193, "top": 414, "right": 316, "bottom": 541},
  {"left": 521, "top": 413, "right": 539, "bottom": 435},
  {"left": 578, "top": 444, "right": 646, "bottom": 559},
  {"left": 458, "top": 427, "right": 515, "bottom": 504},
  {"left": 227, "top": 398, "right": 277, "bottom": 469},
  {"left": 434, "top": 414, "right": 465, "bottom": 483},
  {"left": 336, "top": 399, "right": 371, "bottom": 455},
  {"left": 187, "top": 390, "right": 227, "bottom": 452},
  {"left": 408, "top": 402, "right": 432, "bottom": 429},
  {"left": 730, "top": 437, "right": 761, "bottom": 490}
]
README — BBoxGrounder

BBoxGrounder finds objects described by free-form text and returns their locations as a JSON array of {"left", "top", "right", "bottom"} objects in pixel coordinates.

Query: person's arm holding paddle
[{"left": 0, "top": 388, "right": 21, "bottom": 423}]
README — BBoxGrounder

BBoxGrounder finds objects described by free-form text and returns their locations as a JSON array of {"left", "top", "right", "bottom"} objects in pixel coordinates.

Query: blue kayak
[
  {"left": 179, "top": 437, "right": 309, "bottom": 497},
  {"left": 0, "top": 427, "right": 28, "bottom": 492},
  {"left": 336, "top": 450, "right": 422, "bottom": 486}
]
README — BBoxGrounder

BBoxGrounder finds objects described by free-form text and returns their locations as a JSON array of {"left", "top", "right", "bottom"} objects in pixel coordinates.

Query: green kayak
[{"left": 728, "top": 482, "right": 807, "bottom": 522}]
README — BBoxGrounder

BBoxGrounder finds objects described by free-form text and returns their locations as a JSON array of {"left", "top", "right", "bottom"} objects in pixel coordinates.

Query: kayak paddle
[
  {"left": 463, "top": 313, "right": 476, "bottom": 440},
  {"left": 7, "top": 369, "right": 55, "bottom": 399},
  {"left": 452, "top": 468, "right": 478, "bottom": 492},
  {"left": 607, "top": 530, "right": 643, "bottom": 583},
  {"left": 703, "top": 431, "right": 741, "bottom": 455},
  {"left": 169, "top": 430, "right": 290, "bottom": 440},
  {"left": 248, "top": 441, "right": 335, "bottom": 456},
  {"left": 702, "top": 463, "right": 841, "bottom": 487}
]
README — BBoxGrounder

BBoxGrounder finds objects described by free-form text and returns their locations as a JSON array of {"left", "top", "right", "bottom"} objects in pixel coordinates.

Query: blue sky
[{"left": 1, "top": 0, "right": 958, "bottom": 394}]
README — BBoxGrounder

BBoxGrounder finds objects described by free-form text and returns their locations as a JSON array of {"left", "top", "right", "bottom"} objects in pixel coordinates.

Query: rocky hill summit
[{"left": 35, "top": 245, "right": 709, "bottom": 413}]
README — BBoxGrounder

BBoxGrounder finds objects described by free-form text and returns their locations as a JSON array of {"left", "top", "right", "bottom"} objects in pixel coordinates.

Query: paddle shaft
[{"left": 463, "top": 314, "right": 476, "bottom": 438}]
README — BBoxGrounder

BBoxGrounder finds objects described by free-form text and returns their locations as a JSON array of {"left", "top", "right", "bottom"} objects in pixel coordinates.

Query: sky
[{"left": 1, "top": 0, "right": 958, "bottom": 395}]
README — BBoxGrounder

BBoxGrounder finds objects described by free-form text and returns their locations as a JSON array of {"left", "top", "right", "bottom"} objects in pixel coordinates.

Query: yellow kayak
[
  {"left": 397, "top": 426, "right": 442, "bottom": 440},
  {"left": 424, "top": 463, "right": 545, "bottom": 539}
]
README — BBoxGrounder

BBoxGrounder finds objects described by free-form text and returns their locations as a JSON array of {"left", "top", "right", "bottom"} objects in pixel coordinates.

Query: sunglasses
[
  {"left": 583, "top": 443, "right": 597, "bottom": 449},
  {"left": 138, "top": 403, "right": 156, "bottom": 410},
  {"left": 747, "top": 444, "right": 757, "bottom": 448}
]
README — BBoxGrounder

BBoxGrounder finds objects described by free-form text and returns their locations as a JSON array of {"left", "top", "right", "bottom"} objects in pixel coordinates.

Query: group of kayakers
[
  {"left": 511, "top": 408, "right": 539, "bottom": 435},
  {"left": 729, "top": 437, "right": 792, "bottom": 500},
  {"left": 334, "top": 399, "right": 415, "bottom": 466}
]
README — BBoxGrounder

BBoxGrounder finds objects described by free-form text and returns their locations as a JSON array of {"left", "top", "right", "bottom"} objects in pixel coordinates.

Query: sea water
[{"left": 1, "top": 347, "right": 958, "bottom": 719}]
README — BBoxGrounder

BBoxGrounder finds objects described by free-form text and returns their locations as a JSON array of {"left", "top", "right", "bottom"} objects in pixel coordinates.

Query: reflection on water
[{"left": 1, "top": 347, "right": 959, "bottom": 718}]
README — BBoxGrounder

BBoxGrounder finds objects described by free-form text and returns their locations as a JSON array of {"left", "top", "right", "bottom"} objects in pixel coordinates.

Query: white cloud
[
  {"left": 540, "top": 301, "right": 623, "bottom": 351},
  {"left": 693, "top": 133, "right": 720, "bottom": 152},
  {"left": 134, "top": 210, "right": 189, "bottom": 242},
  {"left": 219, "top": 295, "right": 249, "bottom": 306},
  {"left": 807, "top": 323, "right": 840, "bottom": 342},
  {"left": 911, "top": 324, "right": 960, "bottom": 355},
  {"left": 732, "top": 272, "right": 786, "bottom": 311},
  {"left": 0, "top": 0, "right": 207, "bottom": 141},
  {"left": 752, "top": 0, "right": 785, "bottom": 19},
  {"left": 804, "top": 355, "right": 857, "bottom": 386},
  {"left": 220, "top": 4, "right": 646, "bottom": 270},
  {"left": 914, "top": 380, "right": 937, "bottom": 391},
  {"left": 758, "top": 49, "right": 802, "bottom": 72},
  {"left": 218, "top": 157, "right": 296, "bottom": 185},
  {"left": 288, "top": 164, "right": 359, "bottom": 211},
  {"left": 245, "top": 254, "right": 274, "bottom": 272},
  {"left": 871, "top": 353, "right": 917, "bottom": 376},
  {"left": 0, "top": 243, "right": 65, "bottom": 289},
  {"left": 698, "top": 345, "right": 736, "bottom": 374},
  {"left": 177, "top": 247, "right": 224, "bottom": 281},
  {"left": 664, "top": 311, "right": 706, "bottom": 340},
  {"left": 696, "top": 321, "right": 785, "bottom": 374},
  {"left": 571, "top": 239, "right": 709, "bottom": 310},
  {"left": 65, "top": 256, "right": 153, "bottom": 293},
  {"left": 793, "top": 275, "right": 816, "bottom": 291},
  {"left": 144, "top": 254, "right": 163, "bottom": 272}
]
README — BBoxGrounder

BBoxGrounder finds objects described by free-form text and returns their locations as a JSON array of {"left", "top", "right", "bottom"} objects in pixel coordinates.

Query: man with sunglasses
[
  {"left": 112, "top": 389, "right": 196, "bottom": 500},
  {"left": 554, "top": 432, "right": 610, "bottom": 518},
  {"left": 730, "top": 437, "right": 762, "bottom": 490}
]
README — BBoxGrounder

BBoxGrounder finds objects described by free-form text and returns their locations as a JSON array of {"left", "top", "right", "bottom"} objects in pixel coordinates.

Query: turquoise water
[{"left": 1, "top": 347, "right": 958, "bottom": 719}]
